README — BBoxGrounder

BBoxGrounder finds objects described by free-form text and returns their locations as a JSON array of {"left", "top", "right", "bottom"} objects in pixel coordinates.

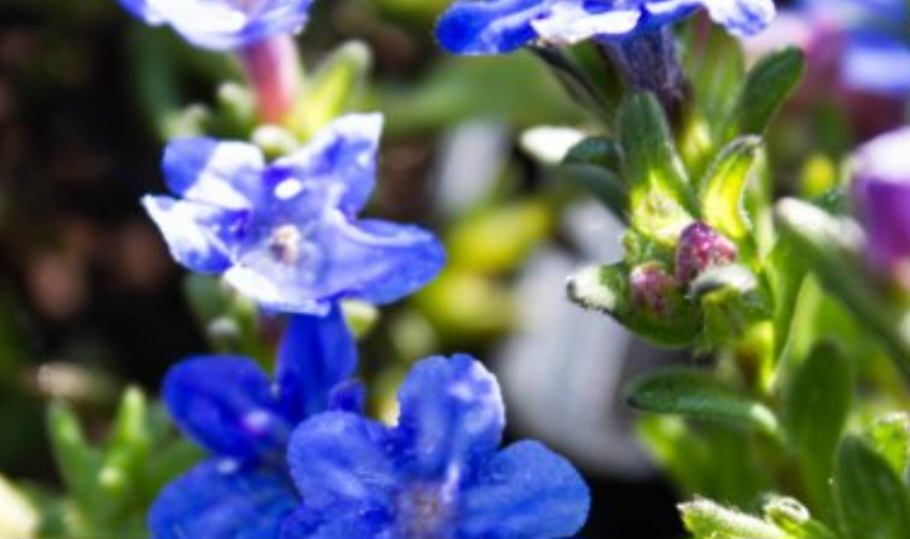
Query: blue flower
[
  {"left": 117, "top": 0, "right": 317, "bottom": 50},
  {"left": 149, "top": 306, "right": 363, "bottom": 539},
  {"left": 799, "top": 0, "right": 910, "bottom": 96},
  {"left": 142, "top": 113, "right": 445, "bottom": 315},
  {"left": 281, "top": 354, "right": 591, "bottom": 538},
  {"left": 436, "top": 0, "right": 775, "bottom": 55}
]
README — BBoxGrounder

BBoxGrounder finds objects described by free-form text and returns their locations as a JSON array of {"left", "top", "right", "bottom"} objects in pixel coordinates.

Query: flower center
[
  {"left": 268, "top": 224, "right": 305, "bottom": 265},
  {"left": 395, "top": 483, "right": 454, "bottom": 539}
]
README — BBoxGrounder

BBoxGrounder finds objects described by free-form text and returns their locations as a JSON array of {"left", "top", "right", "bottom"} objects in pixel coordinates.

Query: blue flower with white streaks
[
  {"left": 436, "top": 0, "right": 775, "bottom": 55},
  {"left": 281, "top": 354, "right": 591, "bottom": 539},
  {"left": 149, "top": 306, "right": 362, "bottom": 539},
  {"left": 142, "top": 113, "right": 444, "bottom": 315},
  {"left": 117, "top": 0, "right": 316, "bottom": 50}
]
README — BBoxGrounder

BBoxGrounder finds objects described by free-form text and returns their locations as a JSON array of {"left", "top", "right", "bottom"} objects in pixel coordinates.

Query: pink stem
[{"left": 239, "top": 35, "right": 302, "bottom": 124}]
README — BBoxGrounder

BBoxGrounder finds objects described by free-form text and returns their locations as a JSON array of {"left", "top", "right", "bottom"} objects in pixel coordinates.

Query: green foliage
[
  {"left": 782, "top": 341, "right": 852, "bottom": 517},
  {"left": 43, "top": 389, "right": 202, "bottom": 539},
  {"left": 618, "top": 92, "right": 694, "bottom": 246},
  {"left": 728, "top": 47, "right": 805, "bottom": 137},
  {"left": 626, "top": 369, "right": 780, "bottom": 439},
  {"left": 833, "top": 436, "right": 910, "bottom": 539}
]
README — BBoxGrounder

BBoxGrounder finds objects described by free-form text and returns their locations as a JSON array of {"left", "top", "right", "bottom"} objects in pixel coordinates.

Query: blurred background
[{"left": 1, "top": 0, "right": 899, "bottom": 537}]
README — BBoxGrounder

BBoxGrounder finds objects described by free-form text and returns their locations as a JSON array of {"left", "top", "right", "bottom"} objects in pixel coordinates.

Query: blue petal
[
  {"left": 435, "top": 0, "right": 548, "bottom": 55},
  {"left": 162, "top": 138, "right": 264, "bottom": 209},
  {"left": 287, "top": 411, "right": 398, "bottom": 512},
  {"left": 117, "top": 0, "right": 163, "bottom": 23},
  {"left": 702, "top": 0, "right": 775, "bottom": 37},
  {"left": 328, "top": 380, "right": 367, "bottom": 414},
  {"left": 164, "top": 356, "right": 291, "bottom": 461},
  {"left": 395, "top": 355, "right": 505, "bottom": 480},
  {"left": 459, "top": 441, "right": 591, "bottom": 539},
  {"left": 279, "top": 507, "right": 388, "bottom": 539},
  {"left": 223, "top": 216, "right": 444, "bottom": 313},
  {"left": 842, "top": 31, "right": 910, "bottom": 95},
  {"left": 275, "top": 304, "right": 358, "bottom": 422},
  {"left": 141, "top": 195, "right": 241, "bottom": 273},
  {"left": 272, "top": 113, "right": 383, "bottom": 215},
  {"left": 149, "top": 459, "right": 297, "bottom": 539}
]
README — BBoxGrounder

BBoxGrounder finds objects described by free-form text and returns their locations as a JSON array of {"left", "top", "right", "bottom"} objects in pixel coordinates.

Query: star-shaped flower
[
  {"left": 142, "top": 113, "right": 445, "bottom": 315},
  {"left": 149, "top": 306, "right": 362, "bottom": 539},
  {"left": 281, "top": 354, "right": 591, "bottom": 539}
]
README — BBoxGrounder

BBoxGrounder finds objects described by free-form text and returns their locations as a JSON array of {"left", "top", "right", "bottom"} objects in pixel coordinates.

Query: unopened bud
[
  {"left": 630, "top": 263, "right": 679, "bottom": 317},
  {"left": 675, "top": 221, "right": 738, "bottom": 286}
]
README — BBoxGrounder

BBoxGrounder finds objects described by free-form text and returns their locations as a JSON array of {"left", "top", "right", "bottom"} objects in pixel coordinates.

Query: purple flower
[
  {"left": 852, "top": 127, "right": 910, "bottom": 276},
  {"left": 149, "top": 306, "right": 362, "bottom": 539},
  {"left": 282, "top": 354, "right": 591, "bottom": 538},
  {"left": 117, "top": 0, "right": 317, "bottom": 50},
  {"left": 142, "top": 113, "right": 445, "bottom": 315},
  {"left": 436, "top": 0, "right": 775, "bottom": 55}
]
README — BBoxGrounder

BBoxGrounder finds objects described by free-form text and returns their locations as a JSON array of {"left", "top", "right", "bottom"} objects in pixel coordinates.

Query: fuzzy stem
[{"left": 239, "top": 35, "right": 302, "bottom": 124}]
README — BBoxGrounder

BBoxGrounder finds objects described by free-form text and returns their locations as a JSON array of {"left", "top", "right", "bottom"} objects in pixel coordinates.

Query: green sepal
[
  {"left": 567, "top": 264, "right": 699, "bottom": 347},
  {"left": 783, "top": 341, "right": 852, "bottom": 517},
  {"left": 625, "top": 369, "right": 781, "bottom": 439},
  {"left": 290, "top": 41, "right": 372, "bottom": 139},
  {"left": 833, "top": 436, "right": 910, "bottom": 539},
  {"left": 617, "top": 92, "right": 695, "bottom": 246},
  {"left": 563, "top": 136, "right": 623, "bottom": 172},
  {"left": 697, "top": 136, "right": 762, "bottom": 246},
  {"left": 728, "top": 47, "right": 805, "bottom": 137}
]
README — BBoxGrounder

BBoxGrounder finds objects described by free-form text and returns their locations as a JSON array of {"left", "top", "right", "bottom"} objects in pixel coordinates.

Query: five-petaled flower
[
  {"left": 150, "top": 306, "right": 362, "bottom": 539},
  {"left": 436, "top": 0, "right": 776, "bottom": 55},
  {"left": 281, "top": 354, "right": 591, "bottom": 539},
  {"left": 852, "top": 127, "right": 910, "bottom": 279},
  {"left": 142, "top": 113, "right": 445, "bottom": 315},
  {"left": 117, "top": 0, "right": 317, "bottom": 50}
]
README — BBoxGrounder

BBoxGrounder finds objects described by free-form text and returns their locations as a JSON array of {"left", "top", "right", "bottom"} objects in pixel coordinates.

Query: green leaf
[
  {"left": 557, "top": 163, "right": 628, "bottom": 220},
  {"left": 765, "top": 234, "right": 810, "bottom": 361},
  {"left": 617, "top": 92, "right": 695, "bottom": 246},
  {"left": 834, "top": 436, "right": 910, "bottom": 539},
  {"left": 567, "top": 264, "right": 699, "bottom": 347},
  {"left": 625, "top": 369, "right": 780, "bottom": 438},
  {"left": 729, "top": 47, "right": 805, "bottom": 136},
  {"left": 775, "top": 198, "right": 910, "bottom": 378},
  {"left": 680, "top": 499, "right": 787, "bottom": 539},
  {"left": 291, "top": 41, "right": 372, "bottom": 139},
  {"left": 864, "top": 413, "right": 910, "bottom": 480},
  {"left": 46, "top": 403, "right": 103, "bottom": 515},
  {"left": 563, "top": 136, "right": 623, "bottom": 171},
  {"left": 783, "top": 341, "right": 852, "bottom": 517},
  {"left": 697, "top": 136, "right": 762, "bottom": 244},
  {"left": 99, "top": 388, "right": 151, "bottom": 517}
]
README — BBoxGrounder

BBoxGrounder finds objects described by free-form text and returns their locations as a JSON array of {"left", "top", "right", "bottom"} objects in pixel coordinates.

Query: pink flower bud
[
  {"left": 630, "top": 263, "right": 679, "bottom": 317},
  {"left": 674, "top": 221, "right": 738, "bottom": 286}
]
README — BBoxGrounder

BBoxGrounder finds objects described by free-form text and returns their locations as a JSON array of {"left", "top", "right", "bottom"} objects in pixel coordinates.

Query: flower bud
[
  {"left": 630, "top": 263, "right": 679, "bottom": 318},
  {"left": 674, "top": 221, "right": 738, "bottom": 286},
  {"left": 852, "top": 127, "right": 910, "bottom": 283}
]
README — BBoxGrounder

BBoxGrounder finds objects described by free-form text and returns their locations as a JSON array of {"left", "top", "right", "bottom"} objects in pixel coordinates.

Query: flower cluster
[
  {"left": 151, "top": 338, "right": 591, "bottom": 538},
  {"left": 436, "top": 0, "right": 775, "bottom": 55},
  {"left": 143, "top": 113, "right": 445, "bottom": 314}
]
